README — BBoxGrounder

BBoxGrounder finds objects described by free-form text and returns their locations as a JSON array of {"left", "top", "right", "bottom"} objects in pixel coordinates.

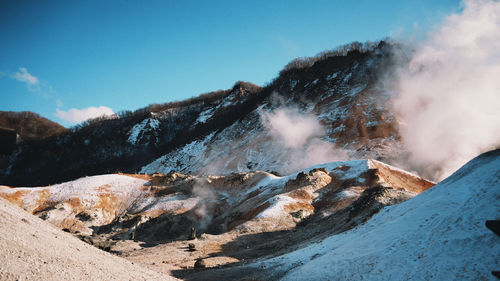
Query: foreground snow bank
[{"left": 257, "top": 149, "right": 500, "bottom": 280}]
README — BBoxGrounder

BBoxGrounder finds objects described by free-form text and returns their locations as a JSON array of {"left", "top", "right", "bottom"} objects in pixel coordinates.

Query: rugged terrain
[
  {"left": 178, "top": 149, "right": 500, "bottom": 280},
  {"left": 0, "top": 158, "right": 433, "bottom": 278},
  {"left": 1, "top": 150, "right": 499, "bottom": 280}
]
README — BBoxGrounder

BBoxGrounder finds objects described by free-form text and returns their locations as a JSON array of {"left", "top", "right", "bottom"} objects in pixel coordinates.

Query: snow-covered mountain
[{"left": 1, "top": 41, "right": 406, "bottom": 186}]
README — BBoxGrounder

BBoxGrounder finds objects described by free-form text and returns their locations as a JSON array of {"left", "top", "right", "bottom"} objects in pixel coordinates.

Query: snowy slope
[
  {"left": 127, "top": 118, "right": 160, "bottom": 145},
  {"left": 244, "top": 149, "right": 500, "bottom": 280},
  {"left": 141, "top": 80, "right": 400, "bottom": 177},
  {"left": 0, "top": 174, "right": 150, "bottom": 235}
]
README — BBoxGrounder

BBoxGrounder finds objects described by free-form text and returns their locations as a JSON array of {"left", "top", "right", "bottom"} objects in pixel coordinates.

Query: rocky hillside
[
  {"left": 1, "top": 41, "right": 406, "bottom": 186},
  {"left": 181, "top": 149, "right": 500, "bottom": 281},
  {"left": 0, "top": 158, "right": 433, "bottom": 276}
]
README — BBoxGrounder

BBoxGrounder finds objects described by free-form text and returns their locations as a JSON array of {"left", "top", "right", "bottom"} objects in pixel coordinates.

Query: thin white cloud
[
  {"left": 7, "top": 66, "right": 65, "bottom": 108},
  {"left": 277, "top": 34, "right": 300, "bottom": 57},
  {"left": 13, "top": 67, "right": 39, "bottom": 90},
  {"left": 55, "top": 106, "right": 115, "bottom": 124}
]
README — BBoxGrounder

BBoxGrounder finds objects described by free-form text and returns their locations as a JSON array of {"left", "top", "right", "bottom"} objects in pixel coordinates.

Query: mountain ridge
[{"left": 1, "top": 40, "right": 407, "bottom": 186}]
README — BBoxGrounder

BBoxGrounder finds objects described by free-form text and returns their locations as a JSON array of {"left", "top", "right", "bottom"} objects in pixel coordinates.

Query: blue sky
[{"left": 0, "top": 0, "right": 460, "bottom": 127}]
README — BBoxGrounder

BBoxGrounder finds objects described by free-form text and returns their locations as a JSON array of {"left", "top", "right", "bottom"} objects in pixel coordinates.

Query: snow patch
[
  {"left": 127, "top": 118, "right": 160, "bottom": 145},
  {"left": 2, "top": 174, "right": 147, "bottom": 212},
  {"left": 326, "top": 72, "right": 338, "bottom": 80},
  {"left": 256, "top": 194, "right": 297, "bottom": 219},
  {"left": 343, "top": 72, "right": 352, "bottom": 82},
  {"left": 195, "top": 108, "right": 215, "bottom": 124},
  {"left": 140, "top": 132, "right": 216, "bottom": 174},
  {"left": 335, "top": 187, "right": 361, "bottom": 200}
]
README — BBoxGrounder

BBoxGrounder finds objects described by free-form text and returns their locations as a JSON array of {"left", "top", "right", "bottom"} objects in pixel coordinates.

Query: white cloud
[
  {"left": 55, "top": 106, "right": 115, "bottom": 124},
  {"left": 277, "top": 34, "right": 300, "bottom": 57},
  {"left": 13, "top": 67, "right": 39, "bottom": 90},
  {"left": 7, "top": 66, "right": 65, "bottom": 109}
]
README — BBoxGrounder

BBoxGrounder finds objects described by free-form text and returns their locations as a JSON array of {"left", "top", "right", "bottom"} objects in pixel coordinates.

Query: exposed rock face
[
  {"left": 194, "top": 258, "right": 207, "bottom": 268},
  {"left": 261, "top": 149, "right": 500, "bottom": 281},
  {"left": 2, "top": 150, "right": 499, "bottom": 281}
]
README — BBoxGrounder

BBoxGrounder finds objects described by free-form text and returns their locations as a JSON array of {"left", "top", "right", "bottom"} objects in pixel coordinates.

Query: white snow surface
[
  {"left": 334, "top": 187, "right": 361, "bottom": 199},
  {"left": 326, "top": 72, "right": 338, "bottom": 80},
  {"left": 195, "top": 108, "right": 215, "bottom": 124},
  {"left": 256, "top": 195, "right": 298, "bottom": 219},
  {"left": 140, "top": 132, "right": 216, "bottom": 174},
  {"left": 251, "top": 150, "right": 500, "bottom": 280},
  {"left": 127, "top": 118, "right": 160, "bottom": 145},
  {"left": 304, "top": 159, "right": 369, "bottom": 179}
]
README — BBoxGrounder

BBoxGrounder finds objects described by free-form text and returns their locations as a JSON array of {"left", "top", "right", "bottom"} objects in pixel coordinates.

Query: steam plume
[
  {"left": 261, "top": 107, "right": 323, "bottom": 149},
  {"left": 393, "top": 0, "right": 500, "bottom": 180},
  {"left": 260, "top": 106, "right": 347, "bottom": 173},
  {"left": 191, "top": 181, "right": 217, "bottom": 231}
]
